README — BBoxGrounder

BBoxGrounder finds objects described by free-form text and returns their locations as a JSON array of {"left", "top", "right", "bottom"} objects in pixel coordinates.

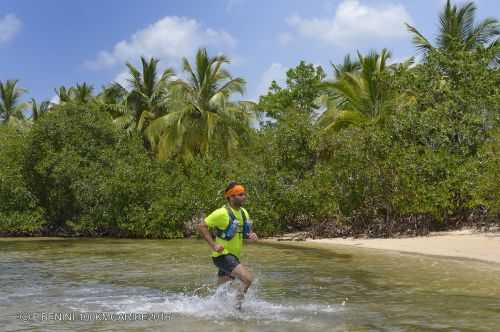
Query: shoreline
[
  {"left": 3, "top": 230, "right": 500, "bottom": 264},
  {"left": 269, "top": 229, "right": 500, "bottom": 264}
]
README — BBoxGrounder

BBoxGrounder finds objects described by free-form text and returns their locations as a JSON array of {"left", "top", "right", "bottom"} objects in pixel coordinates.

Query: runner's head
[{"left": 224, "top": 181, "right": 246, "bottom": 207}]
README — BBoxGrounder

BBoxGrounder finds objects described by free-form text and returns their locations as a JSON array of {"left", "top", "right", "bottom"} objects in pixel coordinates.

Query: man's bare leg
[{"left": 230, "top": 264, "right": 254, "bottom": 310}]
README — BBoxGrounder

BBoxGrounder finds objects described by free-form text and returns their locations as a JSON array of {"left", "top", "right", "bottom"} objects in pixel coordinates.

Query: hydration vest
[{"left": 214, "top": 206, "right": 251, "bottom": 240}]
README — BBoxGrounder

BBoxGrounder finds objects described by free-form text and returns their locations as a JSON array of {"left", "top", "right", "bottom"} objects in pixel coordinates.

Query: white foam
[{"left": 104, "top": 280, "right": 343, "bottom": 322}]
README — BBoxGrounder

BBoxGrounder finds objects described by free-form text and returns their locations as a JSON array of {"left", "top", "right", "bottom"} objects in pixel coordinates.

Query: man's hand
[
  {"left": 197, "top": 223, "right": 224, "bottom": 252},
  {"left": 212, "top": 243, "right": 225, "bottom": 253},
  {"left": 247, "top": 232, "right": 258, "bottom": 241}
]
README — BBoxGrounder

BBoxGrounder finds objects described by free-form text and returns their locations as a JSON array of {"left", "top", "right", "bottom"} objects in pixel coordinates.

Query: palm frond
[
  {"left": 0, "top": 80, "right": 28, "bottom": 124},
  {"left": 406, "top": 23, "right": 433, "bottom": 54},
  {"left": 323, "top": 110, "right": 368, "bottom": 132}
]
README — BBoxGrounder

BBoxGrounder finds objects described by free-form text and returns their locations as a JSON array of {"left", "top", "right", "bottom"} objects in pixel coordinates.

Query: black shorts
[{"left": 212, "top": 254, "right": 240, "bottom": 278}]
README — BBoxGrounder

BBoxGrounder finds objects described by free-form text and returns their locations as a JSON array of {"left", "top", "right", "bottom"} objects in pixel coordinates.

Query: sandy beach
[{"left": 275, "top": 229, "right": 500, "bottom": 264}]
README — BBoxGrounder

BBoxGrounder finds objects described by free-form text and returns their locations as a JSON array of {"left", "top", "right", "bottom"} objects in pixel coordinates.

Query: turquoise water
[{"left": 1, "top": 238, "right": 500, "bottom": 331}]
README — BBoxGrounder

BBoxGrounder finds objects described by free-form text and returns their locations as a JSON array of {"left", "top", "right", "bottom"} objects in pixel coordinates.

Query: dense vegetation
[{"left": 1, "top": 1, "right": 499, "bottom": 237}]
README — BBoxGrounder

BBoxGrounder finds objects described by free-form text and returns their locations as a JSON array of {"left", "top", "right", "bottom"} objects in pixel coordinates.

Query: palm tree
[
  {"left": 96, "top": 82, "right": 129, "bottom": 126},
  {"left": 54, "top": 83, "right": 95, "bottom": 105},
  {"left": 318, "top": 49, "right": 409, "bottom": 132},
  {"left": 0, "top": 80, "right": 29, "bottom": 129},
  {"left": 98, "top": 82, "right": 128, "bottom": 107},
  {"left": 72, "top": 83, "right": 94, "bottom": 104},
  {"left": 331, "top": 54, "right": 360, "bottom": 79},
  {"left": 30, "top": 98, "right": 51, "bottom": 121},
  {"left": 106, "top": 57, "right": 174, "bottom": 135},
  {"left": 406, "top": 0, "right": 499, "bottom": 54},
  {"left": 145, "top": 48, "right": 253, "bottom": 160},
  {"left": 317, "top": 55, "right": 361, "bottom": 125},
  {"left": 54, "top": 86, "right": 73, "bottom": 103}
]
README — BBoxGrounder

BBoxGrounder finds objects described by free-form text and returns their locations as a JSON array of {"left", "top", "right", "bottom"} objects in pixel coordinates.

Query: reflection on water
[{"left": 1, "top": 238, "right": 500, "bottom": 331}]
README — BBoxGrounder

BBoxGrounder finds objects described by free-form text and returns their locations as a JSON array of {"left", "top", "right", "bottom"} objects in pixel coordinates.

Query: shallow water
[{"left": 1, "top": 238, "right": 500, "bottom": 331}]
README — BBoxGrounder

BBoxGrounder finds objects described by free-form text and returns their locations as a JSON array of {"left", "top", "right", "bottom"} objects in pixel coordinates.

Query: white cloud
[
  {"left": 85, "top": 16, "right": 236, "bottom": 70},
  {"left": 0, "top": 14, "right": 22, "bottom": 43},
  {"left": 286, "top": 0, "right": 413, "bottom": 46},
  {"left": 252, "top": 63, "right": 288, "bottom": 101}
]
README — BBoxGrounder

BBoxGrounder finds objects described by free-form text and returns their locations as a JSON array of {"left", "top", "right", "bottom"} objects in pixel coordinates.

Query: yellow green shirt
[{"left": 204, "top": 206, "right": 250, "bottom": 259}]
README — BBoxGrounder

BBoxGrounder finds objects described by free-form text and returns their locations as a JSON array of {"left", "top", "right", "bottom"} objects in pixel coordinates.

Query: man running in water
[{"left": 197, "top": 182, "right": 258, "bottom": 310}]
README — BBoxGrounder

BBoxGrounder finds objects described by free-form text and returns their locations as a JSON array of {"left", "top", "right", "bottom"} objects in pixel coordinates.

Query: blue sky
[{"left": 0, "top": 0, "right": 498, "bottom": 103}]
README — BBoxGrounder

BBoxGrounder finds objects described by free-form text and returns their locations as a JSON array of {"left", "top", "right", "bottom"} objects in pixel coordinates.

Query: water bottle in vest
[
  {"left": 243, "top": 218, "right": 252, "bottom": 239},
  {"left": 221, "top": 218, "right": 239, "bottom": 239}
]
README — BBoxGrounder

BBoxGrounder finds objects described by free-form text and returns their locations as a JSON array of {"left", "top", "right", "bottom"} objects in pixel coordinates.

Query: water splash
[
  {"left": 75, "top": 279, "right": 343, "bottom": 322},
  {"left": 137, "top": 290, "right": 339, "bottom": 321}
]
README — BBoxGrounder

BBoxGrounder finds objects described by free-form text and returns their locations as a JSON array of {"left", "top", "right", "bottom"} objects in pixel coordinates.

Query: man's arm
[{"left": 197, "top": 223, "right": 224, "bottom": 253}]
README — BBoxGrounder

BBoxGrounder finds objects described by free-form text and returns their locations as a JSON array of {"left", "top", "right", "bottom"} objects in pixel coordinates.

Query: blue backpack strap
[
  {"left": 225, "top": 205, "right": 237, "bottom": 223},
  {"left": 227, "top": 206, "right": 249, "bottom": 224},
  {"left": 240, "top": 209, "right": 247, "bottom": 222}
]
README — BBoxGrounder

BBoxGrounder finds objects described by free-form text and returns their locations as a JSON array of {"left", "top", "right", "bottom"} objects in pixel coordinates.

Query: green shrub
[
  {"left": 471, "top": 130, "right": 500, "bottom": 214},
  {"left": 24, "top": 104, "right": 186, "bottom": 237},
  {"left": 0, "top": 126, "right": 45, "bottom": 233}
]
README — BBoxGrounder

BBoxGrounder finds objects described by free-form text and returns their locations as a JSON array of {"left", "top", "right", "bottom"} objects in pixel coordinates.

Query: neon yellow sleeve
[{"left": 204, "top": 208, "right": 229, "bottom": 230}]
